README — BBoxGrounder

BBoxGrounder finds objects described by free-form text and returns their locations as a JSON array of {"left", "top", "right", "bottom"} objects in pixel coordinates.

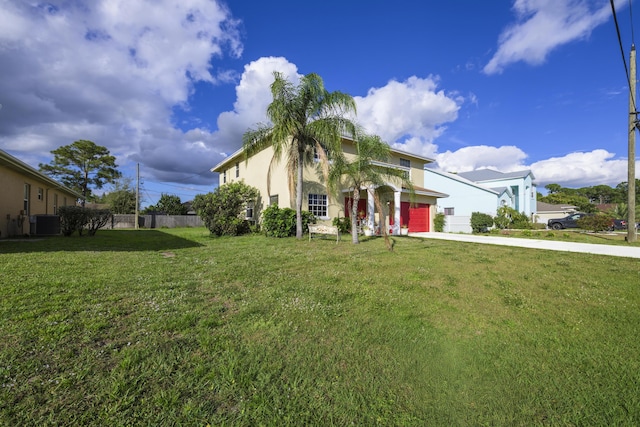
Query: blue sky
[{"left": 0, "top": 0, "right": 637, "bottom": 207}]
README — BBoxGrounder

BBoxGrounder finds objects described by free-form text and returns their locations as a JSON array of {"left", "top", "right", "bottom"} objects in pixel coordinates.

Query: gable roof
[
  {"left": 457, "top": 168, "right": 534, "bottom": 183},
  {"left": 0, "top": 149, "right": 81, "bottom": 198},
  {"left": 536, "top": 201, "right": 577, "bottom": 212},
  {"left": 424, "top": 167, "right": 500, "bottom": 195}
]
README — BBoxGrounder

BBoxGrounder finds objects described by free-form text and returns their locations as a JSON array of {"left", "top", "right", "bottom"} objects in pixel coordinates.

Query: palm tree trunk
[
  {"left": 296, "top": 149, "right": 304, "bottom": 239},
  {"left": 351, "top": 189, "right": 360, "bottom": 244}
]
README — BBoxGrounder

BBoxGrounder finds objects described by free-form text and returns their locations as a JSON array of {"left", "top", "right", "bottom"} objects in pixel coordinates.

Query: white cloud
[
  {"left": 530, "top": 149, "right": 633, "bottom": 187},
  {"left": 484, "top": 0, "right": 612, "bottom": 74},
  {"left": 354, "top": 76, "right": 461, "bottom": 145},
  {"left": 0, "top": 0, "right": 242, "bottom": 184},
  {"left": 436, "top": 145, "right": 529, "bottom": 173},
  {"left": 214, "top": 57, "right": 300, "bottom": 156}
]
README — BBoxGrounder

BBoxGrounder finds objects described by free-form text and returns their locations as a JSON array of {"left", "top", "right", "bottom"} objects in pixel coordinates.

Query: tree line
[{"left": 539, "top": 181, "right": 640, "bottom": 214}]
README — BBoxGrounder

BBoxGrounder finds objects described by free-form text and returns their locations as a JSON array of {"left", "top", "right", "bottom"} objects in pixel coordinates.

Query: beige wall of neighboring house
[
  {"left": 211, "top": 138, "right": 447, "bottom": 233},
  {"left": 0, "top": 150, "right": 79, "bottom": 238}
]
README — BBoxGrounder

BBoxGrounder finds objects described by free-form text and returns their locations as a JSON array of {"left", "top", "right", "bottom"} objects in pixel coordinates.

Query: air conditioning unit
[{"left": 31, "top": 215, "right": 61, "bottom": 236}]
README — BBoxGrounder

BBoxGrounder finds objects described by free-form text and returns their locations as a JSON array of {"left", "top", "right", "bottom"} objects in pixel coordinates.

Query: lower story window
[
  {"left": 246, "top": 201, "right": 254, "bottom": 219},
  {"left": 308, "top": 194, "right": 327, "bottom": 217}
]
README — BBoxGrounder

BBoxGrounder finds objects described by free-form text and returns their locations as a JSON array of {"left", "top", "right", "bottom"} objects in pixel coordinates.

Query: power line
[{"left": 611, "top": 0, "right": 638, "bottom": 114}]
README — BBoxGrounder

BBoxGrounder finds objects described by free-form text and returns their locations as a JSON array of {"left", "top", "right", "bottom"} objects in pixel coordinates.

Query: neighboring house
[
  {"left": 211, "top": 138, "right": 448, "bottom": 233},
  {"left": 424, "top": 167, "right": 537, "bottom": 233},
  {"left": 457, "top": 169, "right": 537, "bottom": 216},
  {"left": 534, "top": 201, "right": 577, "bottom": 224},
  {"left": 0, "top": 149, "right": 79, "bottom": 238},
  {"left": 424, "top": 168, "right": 505, "bottom": 233}
]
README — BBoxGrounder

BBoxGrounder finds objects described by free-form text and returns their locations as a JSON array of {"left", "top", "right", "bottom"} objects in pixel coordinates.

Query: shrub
[
  {"left": 262, "top": 205, "right": 315, "bottom": 237},
  {"left": 58, "top": 206, "right": 90, "bottom": 236},
  {"left": 577, "top": 214, "right": 613, "bottom": 232},
  {"left": 59, "top": 206, "right": 112, "bottom": 236},
  {"left": 332, "top": 216, "right": 351, "bottom": 234},
  {"left": 521, "top": 229, "right": 533, "bottom": 237},
  {"left": 86, "top": 209, "right": 112, "bottom": 236},
  {"left": 192, "top": 182, "right": 260, "bottom": 237},
  {"left": 470, "top": 212, "right": 494, "bottom": 233},
  {"left": 433, "top": 212, "right": 445, "bottom": 232},
  {"left": 495, "top": 206, "right": 532, "bottom": 229}
]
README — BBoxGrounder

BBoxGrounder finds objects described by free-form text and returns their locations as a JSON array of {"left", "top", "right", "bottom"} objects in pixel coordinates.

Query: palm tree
[
  {"left": 328, "top": 133, "right": 414, "bottom": 247},
  {"left": 243, "top": 72, "right": 357, "bottom": 238}
]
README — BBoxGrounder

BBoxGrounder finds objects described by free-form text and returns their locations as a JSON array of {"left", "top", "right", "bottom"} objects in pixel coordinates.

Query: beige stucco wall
[
  {"left": 213, "top": 138, "right": 436, "bottom": 228},
  {"left": 0, "top": 167, "right": 76, "bottom": 237}
]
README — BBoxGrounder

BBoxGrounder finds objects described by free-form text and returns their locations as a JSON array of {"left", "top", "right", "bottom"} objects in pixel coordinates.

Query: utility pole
[
  {"left": 629, "top": 45, "right": 637, "bottom": 242},
  {"left": 135, "top": 163, "right": 140, "bottom": 230}
]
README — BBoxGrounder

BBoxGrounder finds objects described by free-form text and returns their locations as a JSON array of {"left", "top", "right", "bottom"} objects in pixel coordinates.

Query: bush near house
[
  {"left": 470, "top": 212, "right": 494, "bottom": 233},
  {"left": 59, "top": 206, "right": 112, "bottom": 236},
  {"left": 433, "top": 212, "right": 445, "bottom": 232},
  {"left": 192, "top": 182, "right": 259, "bottom": 237},
  {"left": 494, "top": 206, "right": 532, "bottom": 229},
  {"left": 577, "top": 213, "right": 614, "bottom": 232},
  {"left": 262, "top": 205, "right": 315, "bottom": 238}
]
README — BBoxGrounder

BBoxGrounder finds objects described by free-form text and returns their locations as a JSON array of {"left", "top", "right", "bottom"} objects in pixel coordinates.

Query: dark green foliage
[
  {"left": 577, "top": 214, "right": 613, "bottom": 232},
  {"left": 433, "top": 212, "right": 445, "bottom": 232},
  {"left": 59, "top": 206, "right": 90, "bottom": 236},
  {"left": 332, "top": 216, "right": 351, "bottom": 234},
  {"left": 494, "top": 206, "right": 532, "bottom": 229},
  {"left": 262, "top": 204, "right": 315, "bottom": 237},
  {"left": 86, "top": 209, "right": 113, "bottom": 236},
  {"left": 192, "top": 182, "right": 259, "bottom": 237},
  {"left": 154, "top": 193, "right": 188, "bottom": 215},
  {"left": 58, "top": 206, "right": 111, "bottom": 236},
  {"left": 39, "top": 140, "right": 121, "bottom": 205},
  {"left": 470, "top": 212, "right": 494, "bottom": 233},
  {"left": 102, "top": 178, "right": 137, "bottom": 214}
]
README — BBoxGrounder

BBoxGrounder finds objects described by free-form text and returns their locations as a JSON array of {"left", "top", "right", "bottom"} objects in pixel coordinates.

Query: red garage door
[{"left": 409, "top": 203, "right": 430, "bottom": 232}]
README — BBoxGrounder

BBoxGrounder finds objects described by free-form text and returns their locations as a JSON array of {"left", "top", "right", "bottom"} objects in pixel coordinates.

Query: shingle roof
[{"left": 457, "top": 168, "right": 534, "bottom": 183}]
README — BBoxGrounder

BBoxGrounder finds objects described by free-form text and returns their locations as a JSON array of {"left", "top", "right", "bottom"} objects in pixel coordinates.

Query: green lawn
[{"left": 1, "top": 228, "right": 639, "bottom": 426}]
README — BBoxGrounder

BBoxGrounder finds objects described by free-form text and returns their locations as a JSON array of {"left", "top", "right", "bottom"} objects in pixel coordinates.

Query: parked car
[
  {"left": 610, "top": 219, "right": 628, "bottom": 231},
  {"left": 547, "top": 212, "right": 591, "bottom": 230},
  {"left": 610, "top": 219, "right": 640, "bottom": 231}
]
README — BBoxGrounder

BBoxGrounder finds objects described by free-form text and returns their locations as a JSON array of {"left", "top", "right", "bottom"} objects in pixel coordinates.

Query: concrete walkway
[{"left": 409, "top": 232, "right": 640, "bottom": 259}]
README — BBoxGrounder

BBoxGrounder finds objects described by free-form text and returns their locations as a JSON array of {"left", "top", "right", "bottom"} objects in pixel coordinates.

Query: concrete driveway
[{"left": 409, "top": 232, "right": 640, "bottom": 259}]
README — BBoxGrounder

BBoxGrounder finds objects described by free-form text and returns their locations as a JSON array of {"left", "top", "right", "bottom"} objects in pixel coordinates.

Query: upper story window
[
  {"left": 313, "top": 144, "right": 331, "bottom": 162},
  {"left": 235, "top": 162, "right": 240, "bottom": 178},
  {"left": 308, "top": 194, "right": 327, "bottom": 218},
  {"left": 399, "top": 158, "right": 411, "bottom": 180}
]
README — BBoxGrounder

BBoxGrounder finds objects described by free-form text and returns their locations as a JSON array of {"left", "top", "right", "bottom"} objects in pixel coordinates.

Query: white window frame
[
  {"left": 308, "top": 194, "right": 328, "bottom": 218},
  {"left": 444, "top": 207, "right": 455, "bottom": 216}
]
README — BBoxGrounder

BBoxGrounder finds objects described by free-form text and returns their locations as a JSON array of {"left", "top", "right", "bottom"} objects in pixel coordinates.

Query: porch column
[
  {"left": 393, "top": 190, "right": 401, "bottom": 234},
  {"left": 367, "top": 187, "right": 375, "bottom": 230}
]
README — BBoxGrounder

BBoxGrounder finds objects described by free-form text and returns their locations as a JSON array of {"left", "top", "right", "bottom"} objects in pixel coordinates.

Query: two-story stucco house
[
  {"left": 211, "top": 138, "right": 448, "bottom": 234},
  {"left": 424, "top": 167, "right": 537, "bottom": 233},
  {"left": 1, "top": 149, "right": 80, "bottom": 238}
]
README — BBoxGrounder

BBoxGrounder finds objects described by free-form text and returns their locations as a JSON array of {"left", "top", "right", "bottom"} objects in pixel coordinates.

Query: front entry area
[{"left": 345, "top": 197, "right": 430, "bottom": 233}]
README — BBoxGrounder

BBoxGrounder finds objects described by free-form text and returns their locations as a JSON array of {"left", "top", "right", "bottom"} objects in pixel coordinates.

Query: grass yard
[{"left": 1, "top": 228, "right": 639, "bottom": 426}]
